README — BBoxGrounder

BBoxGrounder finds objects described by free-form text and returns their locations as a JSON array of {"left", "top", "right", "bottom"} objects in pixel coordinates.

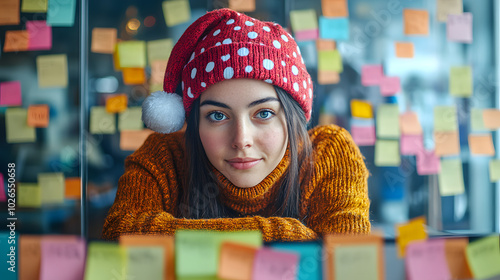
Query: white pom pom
[{"left": 142, "top": 91, "right": 185, "bottom": 134}]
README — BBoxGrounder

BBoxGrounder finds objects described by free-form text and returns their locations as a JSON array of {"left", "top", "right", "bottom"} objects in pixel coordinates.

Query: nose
[{"left": 232, "top": 119, "right": 253, "bottom": 150}]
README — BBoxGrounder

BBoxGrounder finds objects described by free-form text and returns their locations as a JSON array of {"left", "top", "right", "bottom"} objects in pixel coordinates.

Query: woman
[{"left": 102, "top": 8, "right": 370, "bottom": 242}]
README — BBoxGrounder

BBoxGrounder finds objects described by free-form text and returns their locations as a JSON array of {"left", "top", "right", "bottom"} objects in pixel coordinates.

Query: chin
[{"left": 228, "top": 176, "right": 263, "bottom": 189}]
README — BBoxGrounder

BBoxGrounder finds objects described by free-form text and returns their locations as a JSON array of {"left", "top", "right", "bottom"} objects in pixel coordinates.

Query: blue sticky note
[
  {"left": 270, "top": 242, "right": 322, "bottom": 280},
  {"left": 47, "top": 0, "right": 76, "bottom": 27},
  {"left": 319, "top": 17, "right": 349, "bottom": 41},
  {"left": 0, "top": 232, "right": 18, "bottom": 280}
]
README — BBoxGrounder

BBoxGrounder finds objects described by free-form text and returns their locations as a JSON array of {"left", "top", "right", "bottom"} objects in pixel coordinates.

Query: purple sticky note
[
  {"left": 27, "top": 21, "right": 53, "bottom": 51},
  {"left": 40, "top": 237, "right": 86, "bottom": 280},
  {"left": 361, "top": 65, "right": 384, "bottom": 86},
  {"left": 0, "top": 81, "right": 22, "bottom": 106},
  {"left": 447, "top": 13, "right": 473, "bottom": 44},
  {"left": 380, "top": 76, "right": 401, "bottom": 96},
  {"left": 0, "top": 173, "right": 5, "bottom": 202},
  {"left": 416, "top": 149, "right": 441, "bottom": 175},
  {"left": 401, "top": 134, "right": 423, "bottom": 156},
  {"left": 405, "top": 239, "right": 451, "bottom": 280},
  {"left": 295, "top": 29, "right": 319, "bottom": 41},
  {"left": 351, "top": 125, "right": 376, "bottom": 146},
  {"left": 252, "top": 248, "right": 299, "bottom": 280}
]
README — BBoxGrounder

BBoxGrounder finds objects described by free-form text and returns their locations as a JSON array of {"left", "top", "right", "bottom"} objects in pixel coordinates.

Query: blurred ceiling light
[
  {"left": 127, "top": 18, "right": 141, "bottom": 31},
  {"left": 144, "top": 16, "right": 156, "bottom": 27},
  {"left": 95, "top": 76, "right": 119, "bottom": 93}
]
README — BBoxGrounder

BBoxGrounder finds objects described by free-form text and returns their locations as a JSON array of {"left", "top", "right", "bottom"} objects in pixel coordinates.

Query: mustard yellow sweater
[{"left": 102, "top": 125, "right": 371, "bottom": 242}]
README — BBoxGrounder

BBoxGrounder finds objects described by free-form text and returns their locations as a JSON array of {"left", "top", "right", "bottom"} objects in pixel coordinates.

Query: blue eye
[
  {"left": 208, "top": 111, "right": 227, "bottom": 122},
  {"left": 256, "top": 110, "right": 274, "bottom": 119}
]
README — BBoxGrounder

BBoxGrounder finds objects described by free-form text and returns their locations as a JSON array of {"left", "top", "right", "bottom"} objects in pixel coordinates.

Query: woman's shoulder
[
  {"left": 308, "top": 124, "right": 355, "bottom": 148},
  {"left": 126, "top": 129, "right": 186, "bottom": 165}
]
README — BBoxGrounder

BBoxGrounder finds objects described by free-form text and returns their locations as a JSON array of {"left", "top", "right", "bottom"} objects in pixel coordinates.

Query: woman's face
[{"left": 198, "top": 78, "right": 288, "bottom": 188}]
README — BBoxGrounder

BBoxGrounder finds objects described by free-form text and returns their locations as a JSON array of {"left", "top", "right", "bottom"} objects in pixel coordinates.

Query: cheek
[
  {"left": 199, "top": 127, "right": 226, "bottom": 156},
  {"left": 259, "top": 126, "right": 287, "bottom": 154}
]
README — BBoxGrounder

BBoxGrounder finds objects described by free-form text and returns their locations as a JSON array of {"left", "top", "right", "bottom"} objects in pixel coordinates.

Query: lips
[{"left": 226, "top": 158, "right": 262, "bottom": 170}]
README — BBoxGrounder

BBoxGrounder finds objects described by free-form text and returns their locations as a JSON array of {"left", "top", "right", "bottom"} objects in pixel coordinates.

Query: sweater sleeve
[{"left": 305, "top": 125, "right": 371, "bottom": 235}]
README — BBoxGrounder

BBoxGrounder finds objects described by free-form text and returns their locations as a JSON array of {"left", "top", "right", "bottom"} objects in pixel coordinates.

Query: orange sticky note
[
  {"left": 120, "top": 129, "right": 154, "bottom": 151},
  {"left": 218, "top": 242, "right": 258, "bottom": 280},
  {"left": 400, "top": 112, "right": 422, "bottom": 135},
  {"left": 122, "top": 68, "right": 146, "bottom": 85},
  {"left": 434, "top": 131, "right": 460, "bottom": 156},
  {"left": 316, "top": 39, "right": 336, "bottom": 51},
  {"left": 468, "top": 134, "right": 495, "bottom": 156},
  {"left": 3, "top": 30, "right": 29, "bottom": 52},
  {"left": 65, "top": 177, "right": 81, "bottom": 199},
  {"left": 0, "top": 0, "right": 20, "bottom": 25},
  {"left": 19, "top": 235, "right": 42, "bottom": 280},
  {"left": 105, "top": 94, "right": 128, "bottom": 113},
  {"left": 483, "top": 109, "right": 500, "bottom": 129},
  {"left": 113, "top": 43, "right": 122, "bottom": 71},
  {"left": 404, "top": 9, "right": 429, "bottom": 36},
  {"left": 151, "top": 60, "right": 168, "bottom": 85},
  {"left": 321, "top": 0, "right": 348, "bottom": 17},
  {"left": 350, "top": 99, "right": 373, "bottom": 119},
  {"left": 228, "top": 0, "right": 255, "bottom": 12},
  {"left": 91, "top": 28, "right": 117, "bottom": 54},
  {"left": 27, "top": 105, "right": 49, "bottom": 127},
  {"left": 395, "top": 42, "right": 414, "bottom": 58},
  {"left": 396, "top": 217, "right": 428, "bottom": 258},
  {"left": 318, "top": 70, "right": 340, "bottom": 85},
  {"left": 445, "top": 238, "right": 473, "bottom": 279}
]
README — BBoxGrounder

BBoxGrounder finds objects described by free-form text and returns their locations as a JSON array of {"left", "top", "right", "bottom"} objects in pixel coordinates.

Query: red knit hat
[{"left": 142, "top": 8, "right": 313, "bottom": 134}]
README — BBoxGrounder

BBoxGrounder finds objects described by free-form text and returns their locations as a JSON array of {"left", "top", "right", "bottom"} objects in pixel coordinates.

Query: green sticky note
[
  {"left": 147, "top": 39, "right": 173, "bottom": 65},
  {"left": 84, "top": 242, "right": 127, "bottom": 280},
  {"left": 376, "top": 104, "right": 400, "bottom": 139},
  {"left": 434, "top": 106, "right": 458, "bottom": 132},
  {"left": 47, "top": 0, "right": 76, "bottom": 27},
  {"left": 37, "top": 54, "right": 69, "bottom": 88},
  {"left": 22, "top": 0, "right": 48, "bottom": 12},
  {"left": 375, "top": 140, "right": 400, "bottom": 167},
  {"left": 149, "top": 83, "right": 163, "bottom": 93},
  {"left": 90, "top": 106, "right": 116, "bottom": 134},
  {"left": 119, "top": 107, "right": 143, "bottom": 131},
  {"left": 318, "top": 50, "right": 343, "bottom": 73},
  {"left": 17, "top": 183, "right": 41, "bottom": 208},
  {"left": 450, "top": 66, "right": 472, "bottom": 97},
  {"left": 290, "top": 9, "right": 318, "bottom": 32},
  {"left": 126, "top": 247, "right": 164, "bottom": 280},
  {"left": 438, "top": 159, "right": 465, "bottom": 196},
  {"left": 38, "top": 172, "right": 65, "bottom": 205},
  {"left": 471, "top": 108, "right": 489, "bottom": 132},
  {"left": 162, "top": 0, "right": 191, "bottom": 27},
  {"left": 490, "top": 159, "right": 500, "bottom": 182},
  {"left": 335, "top": 244, "right": 379, "bottom": 280},
  {"left": 117, "top": 41, "right": 147, "bottom": 68},
  {"left": 5, "top": 108, "right": 36, "bottom": 143},
  {"left": 466, "top": 235, "right": 500, "bottom": 279}
]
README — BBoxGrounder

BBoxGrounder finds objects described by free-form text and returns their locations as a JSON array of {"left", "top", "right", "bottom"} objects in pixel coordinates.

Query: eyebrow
[{"left": 200, "top": 97, "right": 280, "bottom": 109}]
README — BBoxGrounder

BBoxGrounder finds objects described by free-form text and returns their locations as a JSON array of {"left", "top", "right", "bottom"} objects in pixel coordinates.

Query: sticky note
[
  {"left": 290, "top": 9, "right": 319, "bottom": 32},
  {"left": 228, "top": 0, "right": 256, "bottom": 12},
  {"left": 318, "top": 50, "right": 343, "bottom": 72},
  {"left": 416, "top": 150, "right": 441, "bottom": 175},
  {"left": 468, "top": 134, "right": 495, "bottom": 156},
  {"left": 380, "top": 76, "right": 401, "bottom": 96},
  {"left": 434, "top": 131, "right": 460, "bottom": 156},
  {"left": 5, "top": 108, "right": 36, "bottom": 143},
  {"left": 400, "top": 134, "right": 423, "bottom": 156},
  {"left": 36, "top": 54, "right": 68, "bottom": 88},
  {"left": 90, "top": 106, "right": 116, "bottom": 134},
  {"left": 399, "top": 112, "right": 422, "bottom": 135},
  {"left": 38, "top": 172, "right": 65, "bottom": 205},
  {"left": 316, "top": 39, "right": 336, "bottom": 51},
  {"left": 40, "top": 237, "right": 86, "bottom": 280},
  {"left": 489, "top": 159, "right": 500, "bottom": 182},
  {"left": 361, "top": 65, "right": 383, "bottom": 86},
  {"left": 437, "top": 0, "right": 463, "bottom": 22},
  {"left": 405, "top": 239, "right": 451, "bottom": 280},
  {"left": 118, "top": 107, "right": 143, "bottom": 131},
  {"left": 147, "top": 39, "right": 173, "bottom": 65},
  {"left": 22, "top": 0, "right": 47, "bottom": 12},
  {"left": 3, "top": 30, "right": 29, "bottom": 52},
  {"left": 125, "top": 247, "right": 165, "bottom": 280},
  {"left": 466, "top": 235, "right": 500, "bottom": 279},
  {"left": 271, "top": 242, "right": 323, "bottom": 280},
  {"left": 321, "top": 0, "right": 348, "bottom": 17},
  {"left": 447, "top": 13, "right": 472, "bottom": 43},
  {"left": 0, "top": 81, "right": 22, "bottom": 106},
  {"left": 19, "top": 235, "right": 42, "bottom": 280},
  {"left": 91, "top": 28, "right": 117, "bottom": 54},
  {"left": 482, "top": 109, "right": 500, "bottom": 129},
  {"left": 404, "top": 9, "right": 429, "bottom": 36},
  {"left": 319, "top": 17, "right": 349, "bottom": 41},
  {"left": 470, "top": 108, "right": 488, "bottom": 132},
  {"left": 47, "top": 0, "right": 76, "bottom": 26},
  {"left": 65, "top": 177, "right": 81, "bottom": 199},
  {"left": 120, "top": 129, "right": 154, "bottom": 151},
  {"left": 439, "top": 159, "right": 465, "bottom": 196},
  {"left": 295, "top": 29, "right": 319, "bottom": 41},
  {"left": 122, "top": 68, "right": 146, "bottom": 85},
  {"left": 218, "top": 242, "right": 258, "bottom": 280},
  {"left": 151, "top": 60, "right": 168, "bottom": 85},
  {"left": 1, "top": 232, "right": 17, "bottom": 280},
  {"left": 117, "top": 41, "right": 146, "bottom": 68},
  {"left": 0, "top": 0, "right": 20, "bottom": 25},
  {"left": 445, "top": 238, "right": 473, "bottom": 279},
  {"left": 434, "top": 106, "right": 457, "bottom": 132},
  {"left": 105, "top": 94, "right": 128, "bottom": 113},
  {"left": 395, "top": 42, "right": 414, "bottom": 58},
  {"left": 449, "top": 66, "right": 473, "bottom": 97},
  {"left": 27, "top": 21, "right": 52, "bottom": 51},
  {"left": 395, "top": 217, "right": 428, "bottom": 258},
  {"left": 318, "top": 113, "right": 335, "bottom": 126},
  {"left": 376, "top": 104, "right": 400, "bottom": 139},
  {"left": 162, "top": 0, "right": 191, "bottom": 27},
  {"left": 84, "top": 242, "right": 127, "bottom": 280},
  {"left": 351, "top": 125, "right": 376, "bottom": 146},
  {"left": 17, "top": 183, "right": 41, "bottom": 208},
  {"left": 0, "top": 173, "right": 5, "bottom": 202},
  {"left": 350, "top": 99, "right": 373, "bottom": 119},
  {"left": 318, "top": 70, "right": 340, "bottom": 85},
  {"left": 27, "top": 105, "right": 49, "bottom": 127},
  {"left": 252, "top": 248, "right": 299, "bottom": 280},
  {"left": 375, "top": 140, "right": 400, "bottom": 167}
]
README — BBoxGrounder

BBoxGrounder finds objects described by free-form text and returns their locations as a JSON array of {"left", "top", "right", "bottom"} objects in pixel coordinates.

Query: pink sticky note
[
  {"left": 361, "top": 65, "right": 384, "bottom": 86},
  {"left": 380, "top": 76, "right": 401, "bottom": 96},
  {"left": 447, "top": 13, "right": 472, "bottom": 44},
  {"left": 27, "top": 21, "right": 52, "bottom": 51},
  {"left": 351, "top": 125, "right": 376, "bottom": 146},
  {"left": 294, "top": 29, "right": 319, "bottom": 41},
  {"left": 401, "top": 134, "right": 423, "bottom": 156},
  {"left": 0, "top": 173, "right": 5, "bottom": 202},
  {"left": 0, "top": 81, "right": 22, "bottom": 106},
  {"left": 40, "top": 237, "right": 86, "bottom": 280},
  {"left": 252, "top": 248, "right": 299, "bottom": 280},
  {"left": 416, "top": 149, "right": 441, "bottom": 175},
  {"left": 406, "top": 239, "right": 451, "bottom": 280}
]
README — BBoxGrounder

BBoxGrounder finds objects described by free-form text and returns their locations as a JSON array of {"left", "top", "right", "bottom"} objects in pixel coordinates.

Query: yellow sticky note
[
  {"left": 105, "top": 94, "right": 128, "bottom": 113},
  {"left": 399, "top": 112, "right": 422, "bottom": 135},
  {"left": 229, "top": 0, "right": 256, "bottom": 12},
  {"left": 22, "top": 0, "right": 48, "bottom": 12},
  {"left": 482, "top": 109, "right": 500, "bottom": 129},
  {"left": 0, "top": 0, "right": 20, "bottom": 26},
  {"left": 113, "top": 44, "right": 122, "bottom": 71},
  {"left": 350, "top": 99, "right": 373, "bottom": 119},
  {"left": 84, "top": 242, "right": 127, "bottom": 280},
  {"left": 466, "top": 235, "right": 500, "bottom": 280},
  {"left": 117, "top": 41, "right": 146, "bottom": 68},
  {"left": 91, "top": 28, "right": 117, "bottom": 54},
  {"left": 162, "top": 0, "right": 191, "bottom": 27},
  {"left": 5, "top": 108, "right": 36, "bottom": 143},
  {"left": 376, "top": 104, "right": 400, "bottom": 139},
  {"left": 470, "top": 108, "right": 488, "bottom": 132},
  {"left": 434, "top": 131, "right": 460, "bottom": 156},
  {"left": 318, "top": 50, "right": 343, "bottom": 73},
  {"left": 468, "top": 134, "right": 495, "bottom": 156},
  {"left": 489, "top": 160, "right": 500, "bottom": 182},
  {"left": 450, "top": 66, "right": 472, "bottom": 97},
  {"left": 36, "top": 54, "right": 68, "bottom": 88},
  {"left": 149, "top": 83, "right": 164, "bottom": 94},
  {"left": 437, "top": 0, "right": 463, "bottom": 22},
  {"left": 290, "top": 9, "right": 318, "bottom": 32},
  {"left": 122, "top": 68, "right": 146, "bottom": 85},
  {"left": 151, "top": 60, "right": 168, "bottom": 85},
  {"left": 395, "top": 42, "right": 414, "bottom": 58},
  {"left": 396, "top": 217, "right": 427, "bottom": 258},
  {"left": 38, "top": 172, "right": 65, "bottom": 205},
  {"left": 404, "top": 9, "right": 429, "bottom": 36},
  {"left": 119, "top": 107, "right": 143, "bottom": 131},
  {"left": 375, "top": 140, "right": 400, "bottom": 167},
  {"left": 90, "top": 106, "right": 116, "bottom": 134},
  {"left": 434, "top": 106, "right": 457, "bottom": 132},
  {"left": 17, "top": 183, "right": 41, "bottom": 208},
  {"left": 438, "top": 159, "right": 465, "bottom": 196},
  {"left": 321, "top": 0, "right": 349, "bottom": 18},
  {"left": 147, "top": 39, "right": 173, "bottom": 65}
]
